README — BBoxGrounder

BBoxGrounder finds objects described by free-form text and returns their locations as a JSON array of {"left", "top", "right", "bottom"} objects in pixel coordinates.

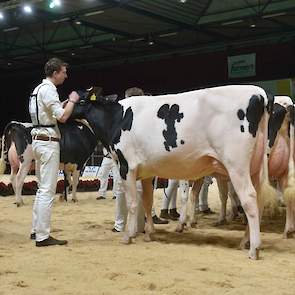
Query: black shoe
[
  {"left": 169, "top": 208, "right": 180, "bottom": 218},
  {"left": 160, "top": 209, "right": 170, "bottom": 219},
  {"left": 112, "top": 196, "right": 116, "bottom": 200},
  {"left": 112, "top": 228, "right": 120, "bottom": 232},
  {"left": 30, "top": 233, "right": 36, "bottom": 240},
  {"left": 152, "top": 215, "right": 169, "bottom": 224},
  {"left": 36, "top": 236, "right": 68, "bottom": 247},
  {"left": 96, "top": 196, "right": 106, "bottom": 200}
]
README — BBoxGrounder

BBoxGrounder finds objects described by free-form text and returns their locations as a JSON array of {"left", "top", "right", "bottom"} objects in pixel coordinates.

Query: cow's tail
[
  {"left": 283, "top": 105, "right": 295, "bottom": 211},
  {"left": 257, "top": 92, "right": 278, "bottom": 216},
  {"left": 0, "top": 134, "right": 6, "bottom": 174}
]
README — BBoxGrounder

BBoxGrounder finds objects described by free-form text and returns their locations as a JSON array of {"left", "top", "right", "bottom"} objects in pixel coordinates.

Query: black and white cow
[
  {"left": 71, "top": 84, "right": 281, "bottom": 259},
  {"left": 0, "top": 87, "right": 104, "bottom": 206}
]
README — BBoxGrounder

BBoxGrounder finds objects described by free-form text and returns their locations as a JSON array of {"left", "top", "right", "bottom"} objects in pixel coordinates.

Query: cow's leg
[
  {"left": 282, "top": 174, "right": 295, "bottom": 238},
  {"left": 215, "top": 177, "right": 228, "bottom": 226},
  {"left": 10, "top": 169, "right": 18, "bottom": 202},
  {"left": 230, "top": 173, "right": 260, "bottom": 260},
  {"left": 60, "top": 170, "right": 68, "bottom": 202},
  {"left": 141, "top": 178, "right": 154, "bottom": 242},
  {"left": 122, "top": 171, "right": 138, "bottom": 244},
  {"left": 228, "top": 182, "right": 238, "bottom": 221},
  {"left": 15, "top": 160, "right": 32, "bottom": 207},
  {"left": 71, "top": 168, "right": 80, "bottom": 203},
  {"left": 7, "top": 143, "right": 22, "bottom": 206},
  {"left": 228, "top": 183, "right": 247, "bottom": 224},
  {"left": 176, "top": 179, "right": 202, "bottom": 232},
  {"left": 175, "top": 180, "right": 190, "bottom": 232}
]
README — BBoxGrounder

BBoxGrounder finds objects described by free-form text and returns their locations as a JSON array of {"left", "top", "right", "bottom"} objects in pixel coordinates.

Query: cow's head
[
  {"left": 70, "top": 86, "right": 129, "bottom": 155},
  {"left": 72, "top": 86, "right": 108, "bottom": 119}
]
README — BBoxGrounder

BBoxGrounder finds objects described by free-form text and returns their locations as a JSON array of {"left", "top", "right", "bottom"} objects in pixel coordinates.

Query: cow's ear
[{"left": 86, "top": 86, "right": 103, "bottom": 101}]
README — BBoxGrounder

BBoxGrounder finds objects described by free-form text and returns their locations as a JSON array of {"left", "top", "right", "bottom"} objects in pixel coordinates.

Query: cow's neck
[{"left": 86, "top": 103, "right": 123, "bottom": 151}]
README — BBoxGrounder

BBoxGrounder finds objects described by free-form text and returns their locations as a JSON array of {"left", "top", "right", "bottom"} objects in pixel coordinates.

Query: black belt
[{"left": 33, "top": 135, "right": 60, "bottom": 142}]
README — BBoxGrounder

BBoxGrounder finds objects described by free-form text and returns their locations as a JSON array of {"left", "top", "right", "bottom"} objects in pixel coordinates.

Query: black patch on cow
[
  {"left": 237, "top": 109, "right": 246, "bottom": 133},
  {"left": 157, "top": 104, "right": 184, "bottom": 151},
  {"left": 116, "top": 149, "right": 129, "bottom": 180},
  {"left": 245, "top": 95, "right": 265, "bottom": 137},
  {"left": 121, "top": 107, "right": 133, "bottom": 131},
  {"left": 112, "top": 106, "right": 134, "bottom": 145},
  {"left": 180, "top": 140, "right": 185, "bottom": 145},
  {"left": 268, "top": 103, "right": 287, "bottom": 148},
  {"left": 237, "top": 109, "right": 245, "bottom": 120}
]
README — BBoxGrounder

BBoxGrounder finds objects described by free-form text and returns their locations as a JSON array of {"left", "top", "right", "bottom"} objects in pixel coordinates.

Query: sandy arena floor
[{"left": 0, "top": 175, "right": 295, "bottom": 295}]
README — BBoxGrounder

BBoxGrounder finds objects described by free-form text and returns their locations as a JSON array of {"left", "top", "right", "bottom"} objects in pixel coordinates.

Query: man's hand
[{"left": 69, "top": 91, "right": 80, "bottom": 103}]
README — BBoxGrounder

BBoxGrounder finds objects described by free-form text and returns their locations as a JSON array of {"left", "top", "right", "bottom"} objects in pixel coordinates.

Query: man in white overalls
[{"left": 29, "top": 57, "right": 79, "bottom": 247}]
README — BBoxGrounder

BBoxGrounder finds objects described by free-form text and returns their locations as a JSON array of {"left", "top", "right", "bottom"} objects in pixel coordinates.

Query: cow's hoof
[
  {"left": 186, "top": 223, "right": 192, "bottom": 230},
  {"left": 59, "top": 195, "right": 65, "bottom": 202},
  {"left": 15, "top": 201, "right": 24, "bottom": 207},
  {"left": 239, "top": 239, "right": 250, "bottom": 250},
  {"left": 214, "top": 219, "right": 228, "bottom": 226},
  {"left": 175, "top": 224, "right": 184, "bottom": 233},
  {"left": 144, "top": 233, "right": 152, "bottom": 242},
  {"left": 191, "top": 222, "right": 197, "bottom": 228},
  {"left": 122, "top": 234, "right": 132, "bottom": 245},
  {"left": 283, "top": 230, "right": 294, "bottom": 239},
  {"left": 249, "top": 248, "right": 260, "bottom": 260}
]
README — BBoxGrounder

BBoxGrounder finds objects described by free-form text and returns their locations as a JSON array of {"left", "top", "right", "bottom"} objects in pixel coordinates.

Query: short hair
[
  {"left": 44, "top": 57, "right": 68, "bottom": 77},
  {"left": 125, "top": 87, "right": 144, "bottom": 98}
]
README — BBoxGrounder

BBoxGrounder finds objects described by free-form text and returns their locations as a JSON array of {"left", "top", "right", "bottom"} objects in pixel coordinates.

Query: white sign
[
  {"left": 228, "top": 53, "right": 256, "bottom": 78},
  {"left": 82, "top": 166, "right": 100, "bottom": 177}
]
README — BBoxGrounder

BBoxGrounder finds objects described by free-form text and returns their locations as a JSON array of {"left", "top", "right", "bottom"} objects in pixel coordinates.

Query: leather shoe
[
  {"left": 36, "top": 236, "right": 68, "bottom": 247},
  {"left": 152, "top": 215, "right": 169, "bottom": 224},
  {"left": 112, "top": 228, "right": 120, "bottom": 232},
  {"left": 96, "top": 196, "right": 106, "bottom": 200},
  {"left": 30, "top": 233, "right": 36, "bottom": 240}
]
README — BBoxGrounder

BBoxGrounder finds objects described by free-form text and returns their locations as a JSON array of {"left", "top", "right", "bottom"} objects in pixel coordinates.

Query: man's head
[
  {"left": 125, "top": 87, "right": 144, "bottom": 98},
  {"left": 45, "top": 57, "right": 68, "bottom": 86}
]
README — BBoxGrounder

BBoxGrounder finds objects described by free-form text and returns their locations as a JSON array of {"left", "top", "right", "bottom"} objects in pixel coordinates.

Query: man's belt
[{"left": 33, "top": 135, "right": 60, "bottom": 142}]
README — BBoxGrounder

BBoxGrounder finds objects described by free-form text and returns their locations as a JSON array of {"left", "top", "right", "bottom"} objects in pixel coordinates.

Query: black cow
[{"left": 0, "top": 87, "right": 106, "bottom": 206}]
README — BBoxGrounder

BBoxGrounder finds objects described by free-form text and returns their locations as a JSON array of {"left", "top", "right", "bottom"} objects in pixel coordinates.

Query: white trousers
[
  {"left": 197, "top": 176, "right": 213, "bottom": 211},
  {"left": 97, "top": 157, "right": 120, "bottom": 198},
  {"left": 31, "top": 140, "right": 60, "bottom": 242},
  {"left": 162, "top": 179, "right": 178, "bottom": 210}
]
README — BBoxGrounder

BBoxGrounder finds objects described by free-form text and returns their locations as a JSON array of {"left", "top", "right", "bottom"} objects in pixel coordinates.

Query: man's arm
[{"left": 58, "top": 91, "right": 80, "bottom": 123}]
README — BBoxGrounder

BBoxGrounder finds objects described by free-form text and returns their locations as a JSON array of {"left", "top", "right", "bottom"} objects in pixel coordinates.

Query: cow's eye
[{"left": 78, "top": 100, "right": 87, "bottom": 106}]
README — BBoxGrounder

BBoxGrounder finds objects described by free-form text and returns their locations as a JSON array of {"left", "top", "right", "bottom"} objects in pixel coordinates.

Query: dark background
[{"left": 1, "top": 40, "right": 295, "bottom": 134}]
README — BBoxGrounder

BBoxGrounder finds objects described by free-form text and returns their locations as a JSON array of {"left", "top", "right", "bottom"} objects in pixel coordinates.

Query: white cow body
[{"left": 110, "top": 85, "right": 274, "bottom": 259}]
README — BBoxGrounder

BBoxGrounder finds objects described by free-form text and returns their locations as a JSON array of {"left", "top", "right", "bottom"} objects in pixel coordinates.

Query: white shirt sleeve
[{"left": 41, "top": 86, "right": 65, "bottom": 120}]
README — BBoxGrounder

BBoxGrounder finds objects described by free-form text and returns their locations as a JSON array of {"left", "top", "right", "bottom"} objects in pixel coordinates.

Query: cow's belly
[{"left": 136, "top": 155, "right": 228, "bottom": 180}]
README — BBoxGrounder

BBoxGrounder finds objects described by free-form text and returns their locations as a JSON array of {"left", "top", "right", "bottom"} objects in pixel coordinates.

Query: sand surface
[{"left": 0, "top": 175, "right": 295, "bottom": 295}]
